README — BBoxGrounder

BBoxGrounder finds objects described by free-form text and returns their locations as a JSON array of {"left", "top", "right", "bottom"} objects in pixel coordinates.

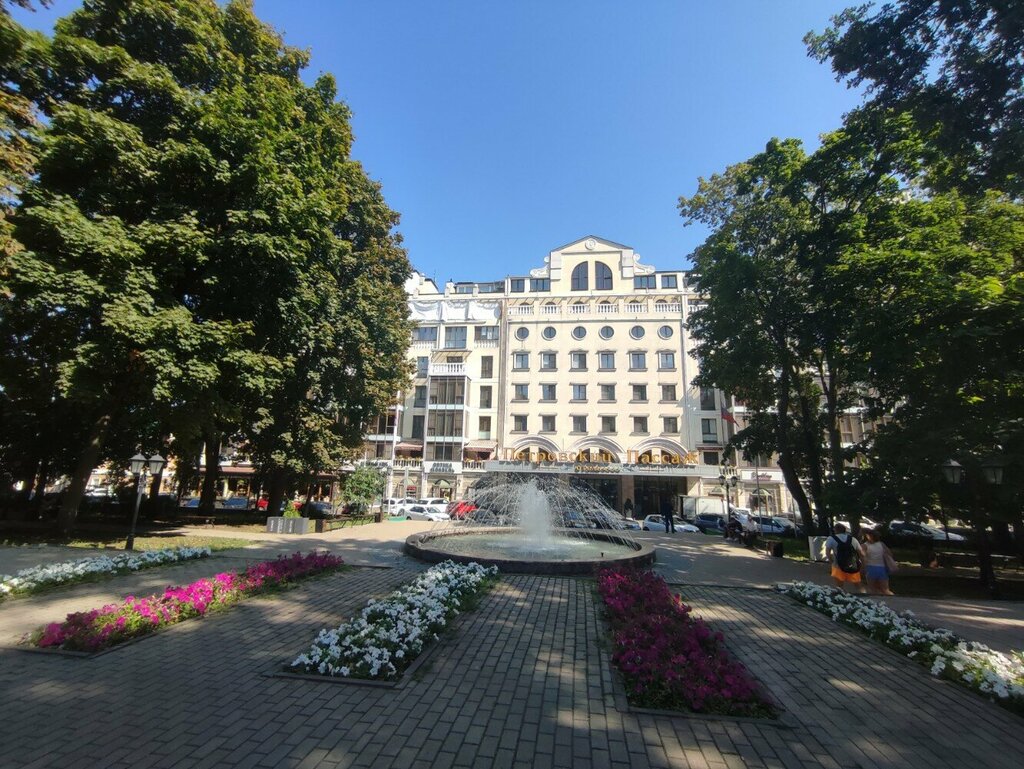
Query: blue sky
[{"left": 13, "top": 0, "right": 864, "bottom": 282}]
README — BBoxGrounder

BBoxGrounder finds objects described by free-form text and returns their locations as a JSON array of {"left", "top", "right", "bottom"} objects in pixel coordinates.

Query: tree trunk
[
  {"left": 973, "top": 517, "right": 999, "bottom": 599},
  {"left": 58, "top": 412, "right": 112, "bottom": 536},
  {"left": 774, "top": 367, "right": 815, "bottom": 532},
  {"left": 265, "top": 468, "right": 287, "bottom": 518},
  {"left": 797, "top": 393, "right": 829, "bottom": 533},
  {"left": 199, "top": 429, "right": 221, "bottom": 515},
  {"left": 147, "top": 466, "right": 164, "bottom": 517},
  {"left": 30, "top": 455, "right": 51, "bottom": 519}
]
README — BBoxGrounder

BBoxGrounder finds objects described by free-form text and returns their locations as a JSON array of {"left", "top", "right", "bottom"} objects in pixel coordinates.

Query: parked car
[
  {"left": 751, "top": 516, "right": 789, "bottom": 536},
  {"left": 447, "top": 500, "right": 478, "bottom": 519},
  {"left": 887, "top": 520, "right": 965, "bottom": 541},
  {"left": 620, "top": 517, "right": 642, "bottom": 530},
  {"left": 221, "top": 497, "right": 250, "bottom": 511},
  {"left": 300, "top": 501, "right": 334, "bottom": 519},
  {"left": 417, "top": 498, "right": 449, "bottom": 514},
  {"left": 694, "top": 513, "right": 727, "bottom": 534},
  {"left": 404, "top": 505, "right": 451, "bottom": 522},
  {"left": 641, "top": 514, "right": 700, "bottom": 533}
]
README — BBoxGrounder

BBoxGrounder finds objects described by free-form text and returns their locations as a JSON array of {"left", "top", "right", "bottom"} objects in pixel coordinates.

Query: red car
[{"left": 446, "top": 500, "right": 477, "bottom": 519}]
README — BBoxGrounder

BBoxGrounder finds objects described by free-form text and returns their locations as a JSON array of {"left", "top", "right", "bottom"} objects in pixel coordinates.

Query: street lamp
[
  {"left": 127, "top": 453, "right": 166, "bottom": 550},
  {"left": 718, "top": 462, "right": 739, "bottom": 512},
  {"left": 941, "top": 458, "right": 963, "bottom": 485},
  {"left": 940, "top": 456, "right": 1001, "bottom": 598}
]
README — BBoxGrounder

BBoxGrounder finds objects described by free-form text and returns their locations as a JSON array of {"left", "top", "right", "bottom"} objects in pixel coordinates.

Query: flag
[{"left": 721, "top": 405, "right": 737, "bottom": 425}]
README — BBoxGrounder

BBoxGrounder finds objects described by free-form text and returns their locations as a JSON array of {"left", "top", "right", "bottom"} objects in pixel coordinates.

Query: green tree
[
  {"left": 807, "top": 0, "right": 1024, "bottom": 194},
  {"left": 342, "top": 463, "right": 385, "bottom": 515}
]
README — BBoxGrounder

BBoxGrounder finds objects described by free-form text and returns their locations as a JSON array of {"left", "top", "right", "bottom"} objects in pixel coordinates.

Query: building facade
[{"left": 364, "top": 236, "right": 792, "bottom": 518}]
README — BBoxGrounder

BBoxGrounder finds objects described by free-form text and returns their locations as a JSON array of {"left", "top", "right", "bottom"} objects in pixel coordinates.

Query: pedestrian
[
  {"left": 660, "top": 497, "right": 675, "bottom": 533},
  {"left": 824, "top": 523, "right": 864, "bottom": 592},
  {"left": 862, "top": 528, "right": 896, "bottom": 595},
  {"left": 623, "top": 498, "right": 634, "bottom": 519}
]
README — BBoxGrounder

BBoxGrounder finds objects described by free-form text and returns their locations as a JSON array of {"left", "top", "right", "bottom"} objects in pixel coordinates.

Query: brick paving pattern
[{"left": 0, "top": 566, "right": 1021, "bottom": 768}]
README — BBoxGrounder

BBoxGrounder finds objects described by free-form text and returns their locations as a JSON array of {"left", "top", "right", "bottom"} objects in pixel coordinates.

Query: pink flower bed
[
  {"left": 598, "top": 568, "right": 776, "bottom": 717},
  {"left": 30, "top": 552, "right": 343, "bottom": 653}
]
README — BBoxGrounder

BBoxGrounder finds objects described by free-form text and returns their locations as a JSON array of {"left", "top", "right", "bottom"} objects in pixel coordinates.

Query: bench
[{"left": 179, "top": 514, "right": 216, "bottom": 528}]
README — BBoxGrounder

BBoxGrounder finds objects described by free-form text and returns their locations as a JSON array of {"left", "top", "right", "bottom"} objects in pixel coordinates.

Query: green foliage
[
  {"left": 806, "top": 0, "right": 1024, "bottom": 195},
  {"left": 343, "top": 464, "right": 385, "bottom": 514},
  {"left": 0, "top": 0, "right": 413, "bottom": 527}
]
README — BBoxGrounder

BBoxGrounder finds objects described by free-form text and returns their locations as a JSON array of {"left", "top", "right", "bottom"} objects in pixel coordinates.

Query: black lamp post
[
  {"left": 127, "top": 453, "right": 166, "bottom": 550},
  {"left": 941, "top": 456, "right": 1001, "bottom": 597},
  {"left": 718, "top": 462, "right": 739, "bottom": 513}
]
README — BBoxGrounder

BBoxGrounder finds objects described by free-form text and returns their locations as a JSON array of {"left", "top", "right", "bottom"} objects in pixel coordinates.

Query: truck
[{"left": 680, "top": 495, "right": 729, "bottom": 520}]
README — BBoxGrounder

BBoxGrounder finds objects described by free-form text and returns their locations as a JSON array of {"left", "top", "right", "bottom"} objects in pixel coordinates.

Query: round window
[
  {"left": 542, "top": 326, "right": 556, "bottom": 340},
  {"left": 572, "top": 326, "right": 587, "bottom": 340},
  {"left": 599, "top": 326, "right": 614, "bottom": 339},
  {"left": 658, "top": 325, "right": 674, "bottom": 339},
  {"left": 630, "top": 325, "right": 645, "bottom": 339},
  {"left": 515, "top": 327, "right": 529, "bottom": 341}
]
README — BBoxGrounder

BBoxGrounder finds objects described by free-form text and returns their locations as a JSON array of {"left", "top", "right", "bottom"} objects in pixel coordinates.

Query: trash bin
[
  {"left": 373, "top": 511, "right": 383, "bottom": 523},
  {"left": 771, "top": 541, "right": 784, "bottom": 558}
]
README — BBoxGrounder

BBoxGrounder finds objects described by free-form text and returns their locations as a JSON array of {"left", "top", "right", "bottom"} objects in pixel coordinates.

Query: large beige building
[{"left": 363, "top": 236, "right": 791, "bottom": 518}]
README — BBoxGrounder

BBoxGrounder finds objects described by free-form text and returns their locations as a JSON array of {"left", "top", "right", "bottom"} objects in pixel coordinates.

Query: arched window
[
  {"left": 571, "top": 262, "right": 589, "bottom": 291},
  {"left": 595, "top": 262, "right": 613, "bottom": 290}
]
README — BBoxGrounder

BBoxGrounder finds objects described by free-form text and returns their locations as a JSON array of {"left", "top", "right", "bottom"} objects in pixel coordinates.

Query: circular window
[
  {"left": 630, "top": 325, "right": 645, "bottom": 339},
  {"left": 572, "top": 326, "right": 587, "bottom": 340},
  {"left": 515, "top": 327, "right": 529, "bottom": 341},
  {"left": 542, "top": 326, "right": 556, "bottom": 340},
  {"left": 599, "top": 325, "right": 614, "bottom": 340},
  {"left": 658, "top": 325, "right": 674, "bottom": 339}
]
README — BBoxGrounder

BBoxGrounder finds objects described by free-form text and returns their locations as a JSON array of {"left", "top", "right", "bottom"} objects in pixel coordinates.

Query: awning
[
  {"left": 395, "top": 441, "right": 423, "bottom": 452},
  {"left": 463, "top": 440, "right": 497, "bottom": 453}
]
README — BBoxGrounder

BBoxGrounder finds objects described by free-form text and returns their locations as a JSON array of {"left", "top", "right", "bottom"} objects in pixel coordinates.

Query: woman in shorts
[{"left": 862, "top": 528, "right": 895, "bottom": 595}]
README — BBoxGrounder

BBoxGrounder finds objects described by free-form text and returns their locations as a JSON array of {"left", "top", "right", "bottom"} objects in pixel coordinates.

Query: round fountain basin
[{"left": 404, "top": 527, "right": 656, "bottom": 575}]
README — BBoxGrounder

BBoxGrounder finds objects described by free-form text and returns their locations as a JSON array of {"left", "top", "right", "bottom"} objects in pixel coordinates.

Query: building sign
[
  {"left": 425, "top": 461, "right": 458, "bottom": 475},
  {"left": 499, "top": 449, "right": 698, "bottom": 466},
  {"left": 487, "top": 452, "right": 702, "bottom": 478}
]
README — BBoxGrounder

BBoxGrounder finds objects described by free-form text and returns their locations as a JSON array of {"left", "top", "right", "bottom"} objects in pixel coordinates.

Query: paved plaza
[{"left": 0, "top": 525, "right": 1022, "bottom": 768}]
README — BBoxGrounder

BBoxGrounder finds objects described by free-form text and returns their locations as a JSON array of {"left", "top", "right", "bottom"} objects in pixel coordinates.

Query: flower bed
[
  {"left": 289, "top": 560, "right": 498, "bottom": 680},
  {"left": 780, "top": 581, "right": 1024, "bottom": 715},
  {"left": 28, "top": 552, "right": 343, "bottom": 653},
  {"left": 1, "top": 547, "right": 212, "bottom": 601},
  {"left": 598, "top": 568, "right": 776, "bottom": 717}
]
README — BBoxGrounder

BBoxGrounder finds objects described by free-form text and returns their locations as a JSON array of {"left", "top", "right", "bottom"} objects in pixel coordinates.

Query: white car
[
  {"left": 404, "top": 505, "right": 451, "bottom": 522},
  {"left": 417, "top": 498, "right": 450, "bottom": 514},
  {"left": 641, "top": 515, "right": 700, "bottom": 533}
]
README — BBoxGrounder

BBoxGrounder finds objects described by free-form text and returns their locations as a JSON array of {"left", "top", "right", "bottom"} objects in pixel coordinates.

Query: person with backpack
[{"left": 824, "top": 523, "right": 864, "bottom": 592}]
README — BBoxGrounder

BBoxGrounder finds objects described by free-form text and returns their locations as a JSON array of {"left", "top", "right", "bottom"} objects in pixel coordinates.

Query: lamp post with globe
[{"left": 127, "top": 453, "right": 166, "bottom": 551}]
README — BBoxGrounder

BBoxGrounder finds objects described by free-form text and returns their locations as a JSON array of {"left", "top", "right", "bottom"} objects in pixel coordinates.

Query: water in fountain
[{"left": 425, "top": 475, "right": 638, "bottom": 560}]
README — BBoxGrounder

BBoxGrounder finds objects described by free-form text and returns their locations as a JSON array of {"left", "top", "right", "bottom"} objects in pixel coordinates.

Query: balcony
[
  {"left": 625, "top": 302, "right": 647, "bottom": 313},
  {"left": 394, "top": 458, "right": 423, "bottom": 470},
  {"left": 428, "top": 362, "right": 467, "bottom": 377},
  {"left": 654, "top": 303, "right": 682, "bottom": 313},
  {"left": 428, "top": 396, "right": 465, "bottom": 407},
  {"left": 568, "top": 304, "right": 590, "bottom": 315},
  {"left": 597, "top": 303, "right": 618, "bottom": 314},
  {"left": 411, "top": 339, "right": 437, "bottom": 350},
  {"left": 510, "top": 305, "right": 534, "bottom": 316},
  {"left": 474, "top": 338, "right": 499, "bottom": 348},
  {"left": 541, "top": 304, "right": 559, "bottom": 315}
]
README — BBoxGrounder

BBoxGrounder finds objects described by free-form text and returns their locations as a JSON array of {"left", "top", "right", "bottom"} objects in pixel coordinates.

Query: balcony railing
[
  {"left": 394, "top": 459, "right": 423, "bottom": 469},
  {"left": 654, "top": 303, "right": 682, "bottom": 313},
  {"left": 541, "top": 304, "right": 559, "bottom": 315},
  {"left": 510, "top": 305, "right": 534, "bottom": 316},
  {"left": 474, "top": 338, "right": 499, "bottom": 348},
  {"left": 464, "top": 460, "right": 487, "bottom": 471},
  {"left": 597, "top": 303, "right": 618, "bottom": 314},
  {"left": 625, "top": 302, "right": 647, "bottom": 313},
  {"left": 428, "top": 362, "right": 467, "bottom": 377},
  {"left": 428, "top": 396, "right": 465, "bottom": 406},
  {"left": 568, "top": 304, "right": 590, "bottom": 315},
  {"left": 411, "top": 339, "right": 437, "bottom": 350}
]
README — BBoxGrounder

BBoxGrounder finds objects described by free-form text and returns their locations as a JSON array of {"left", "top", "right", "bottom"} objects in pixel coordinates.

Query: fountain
[{"left": 404, "top": 476, "right": 656, "bottom": 574}]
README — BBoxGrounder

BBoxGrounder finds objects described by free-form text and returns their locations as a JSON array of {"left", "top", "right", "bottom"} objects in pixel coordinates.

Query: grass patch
[{"left": 2, "top": 534, "right": 254, "bottom": 552}]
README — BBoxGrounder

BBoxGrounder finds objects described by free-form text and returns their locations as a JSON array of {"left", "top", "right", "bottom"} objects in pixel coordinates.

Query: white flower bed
[
  {"left": 0, "top": 547, "right": 212, "bottom": 600},
  {"left": 290, "top": 560, "right": 498, "bottom": 680},
  {"left": 780, "top": 581, "right": 1024, "bottom": 712}
]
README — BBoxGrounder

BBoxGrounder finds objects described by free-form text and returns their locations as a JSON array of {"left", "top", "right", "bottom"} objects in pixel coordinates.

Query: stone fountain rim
[{"left": 403, "top": 526, "right": 657, "bottom": 575}]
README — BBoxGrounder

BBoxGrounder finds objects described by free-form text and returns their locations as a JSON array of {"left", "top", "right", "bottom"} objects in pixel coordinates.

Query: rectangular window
[
  {"left": 454, "top": 284, "right": 474, "bottom": 294},
  {"left": 429, "top": 443, "right": 455, "bottom": 460},
  {"left": 416, "top": 356, "right": 428, "bottom": 376},
  {"left": 661, "top": 384, "right": 677, "bottom": 402},
  {"left": 660, "top": 274, "right": 678, "bottom": 289},
  {"left": 699, "top": 387, "right": 716, "bottom": 411},
  {"left": 540, "top": 352, "right": 557, "bottom": 371},
  {"left": 701, "top": 418, "right": 718, "bottom": 442},
  {"left": 541, "top": 415, "right": 556, "bottom": 432},
  {"left": 480, "top": 385, "right": 492, "bottom": 409},
  {"left": 658, "top": 351, "right": 676, "bottom": 370},
  {"left": 703, "top": 450, "right": 719, "bottom": 466},
  {"left": 413, "top": 385, "right": 427, "bottom": 407},
  {"left": 571, "top": 384, "right": 587, "bottom": 401},
  {"left": 632, "top": 384, "right": 648, "bottom": 402},
  {"left": 411, "top": 415, "right": 424, "bottom": 440},
  {"left": 478, "top": 416, "right": 491, "bottom": 437},
  {"left": 601, "top": 416, "right": 616, "bottom": 433},
  {"left": 541, "top": 383, "right": 556, "bottom": 401},
  {"left": 480, "top": 356, "right": 493, "bottom": 378},
  {"left": 513, "top": 383, "right": 529, "bottom": 401},
  {"left": 412, "top": 326, "right": 438, "bottom": 342},
  {"left": 530, "top": 278, "right": 550, "bottom": 292},
  {"left": 600, "top": 384, "right": 616, "bottom": 401},
  {"left": 427, "top": 411, "right": 462, "bottom": 438},
  {"left": 633, "top": 275, "right": 655, "bottom": 289},
  {"left": 429, "top": 378, "right": 465, "bottom": 405},
  {"left": 510, "top": 278, "right": 525, "bottom": 293},
  {"left": 633, "top": 416, "right": 649, "bottom": 434},
  {"left": 513, "top": 352, "right": 529, "bottom": 371},
  {"left": 663, "top": 416, "right": 679, "bottom": 434},
  {"left": 572, "top": 415, "right": 587, "bottom": 433},
  {"left": 478, "top": 282, "right": 503, "bottom": 294},
  {"left": 599, "top": 351, "right": 615, "bottom": 370},
  {"left": 570, "top": 352, "right": 587, "bottom": 371},
  {"left": 444, "top": 326, "right": 467, "bottom": 349},
  {"left": 513, "top": 415, "right": 527, "bottom": 432},
  {"left": 629, "top": 351, "right": 646, "bottom": 370},
  {"left": 475, "top": 326, "right": 499, "bottom": 341}
]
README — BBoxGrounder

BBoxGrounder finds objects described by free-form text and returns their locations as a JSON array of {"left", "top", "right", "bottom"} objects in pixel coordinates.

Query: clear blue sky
[{"left": 13, "top": 0, "right": 863, "bottom": 282}]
